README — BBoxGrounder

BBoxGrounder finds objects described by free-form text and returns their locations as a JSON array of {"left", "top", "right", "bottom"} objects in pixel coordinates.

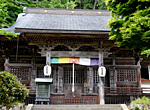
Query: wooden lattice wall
[
  {"left": 10, "top": 67, "right": 31, "bottom": 86},
  {"left": 117, "top": 69, "right": 137, "bottom": 82},
  {"left": 116, "top": 68, "right": 138, "bottom": 88}
]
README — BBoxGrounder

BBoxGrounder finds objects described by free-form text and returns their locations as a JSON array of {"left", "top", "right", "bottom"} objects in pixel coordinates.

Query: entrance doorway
[{"left": 63, "top": 65, "right": 87, "bottom": 93}]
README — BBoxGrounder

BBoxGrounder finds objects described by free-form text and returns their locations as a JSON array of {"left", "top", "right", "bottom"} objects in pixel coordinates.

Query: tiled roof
[{"left": 2, "top": 8, "right": 111, "bottom": 34}]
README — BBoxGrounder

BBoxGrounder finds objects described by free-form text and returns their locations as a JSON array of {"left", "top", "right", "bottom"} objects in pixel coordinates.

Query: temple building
[{"left": 0, "top": 7, "right": 150, "bottom": 104}]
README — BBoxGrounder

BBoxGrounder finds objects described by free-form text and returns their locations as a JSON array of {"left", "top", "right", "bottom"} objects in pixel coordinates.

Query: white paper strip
[{"left": 79, "top": 58, "right": 90, "bottom": 66}]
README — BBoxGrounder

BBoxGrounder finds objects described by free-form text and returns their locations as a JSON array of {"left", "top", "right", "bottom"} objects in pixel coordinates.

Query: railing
[
  {"left": 26, "top": 86, "right": 150, "bottom": 95},
  {"left": 105, "top": 87, "right": 143, "bottom": 95},
  {"left": 24, "top": 86, "right": 150, "bottom": 105},
  {"left": 24, "top": 95, "right": 35, "bottom": 105},
  {"left": 105, "top": 96, "right": 130, "bottom": 104},
  {"left": 26, "top": 86, "right": 36, "bottom": 95},
  {"left": 51, "top": 96, "right": 99, "bottom": 105}
]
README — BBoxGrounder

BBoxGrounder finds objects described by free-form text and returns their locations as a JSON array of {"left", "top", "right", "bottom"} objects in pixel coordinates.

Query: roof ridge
[{"left": 23, "top": 7, "right": 110, "bottom": 16}]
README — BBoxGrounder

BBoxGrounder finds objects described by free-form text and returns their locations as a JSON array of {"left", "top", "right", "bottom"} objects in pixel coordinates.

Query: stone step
[{"left": 32, "top": 104, "right": 126, "bottom": 110}]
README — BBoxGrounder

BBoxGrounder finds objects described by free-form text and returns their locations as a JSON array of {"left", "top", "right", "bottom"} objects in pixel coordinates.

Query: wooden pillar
[
  {"left": 87, "top": 67, "right": 93, "bottom": 94},
  {"left": 52, "top": 67, "right": 57, "bottom": 93},
  {"left": 109, "top": 55, "right": 117, "bottom": 90},
  {"left": 46, "top": 51, "right": 51, "bottom": 65},
  {"left": 58, "top": 66, "right": 64, "bottom": 93},
  {"left": 137, "top": 58, "right": 142, "bottom": 88},
  {"left": 84, "top": 68, "right": 87, "bottom": 93},
  {"left": 30, "top": 58, "right": 36, "bottom": 88},
  {"left": 98, "top": 50, "right": 105, "bottom": 104}
]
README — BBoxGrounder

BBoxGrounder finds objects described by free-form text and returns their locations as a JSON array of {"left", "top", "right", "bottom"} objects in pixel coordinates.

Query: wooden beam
[
  {"left": 5, "top": 63, "right": 32, "bottom": 67},
  {"left": 105, "top": 65, "right": 140, "bottom": 69},
  {"left": 25, "top": 33, "right": 109, "bottom": 38},
  {"left": 39, "top": 51, "right": 110, "bottom": 58}
]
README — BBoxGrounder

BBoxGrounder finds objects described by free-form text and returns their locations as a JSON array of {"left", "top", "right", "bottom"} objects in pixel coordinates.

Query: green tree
[
  {"left": 0, "top": 71, "right": 29, "bottom": 109},
  {"left": 36, "top": 0, "right": 77, "bottom": 9},
  {"left": 107, "top": 0, "right": 150, "bottom": 57},
  {"left": 0, "top": 3, "right": 9, "bottom": 28},
  {"left": 0, "top": 0, "right": 35, "bottom": 28},
  {"left": 0, "top": 0, "right": 35, "bottom": 38},
  {"left": 97, "top": 0, "right": 107, "bottom": 10},
  {"left": 75, "top": 0, "right": 107, "bottom": 10},
  {"left": 66, "top": 0, "right": 77, "bottom": 9},
  {"left": 36, "top": 0, "right": 50, "bottom": 8},
  {"left": 0, "top": 2, "right": 17, "bottom": 38},
  {"left": 48, "top": 0, "right": 65, "bottom": 8},
  {"left": 35, "top": 0, "right": 107, "bottom": 10}
]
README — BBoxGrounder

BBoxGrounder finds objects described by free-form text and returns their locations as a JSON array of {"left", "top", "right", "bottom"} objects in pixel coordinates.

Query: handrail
[
  {"left": 25, "top": 85, "right": 150, "bottom": 95},
  {"left": 26, "top": 86, "right": 36, "bottom": 94},
  {"left": 104, "top": 87, "right": 150, "bottom": 95}
]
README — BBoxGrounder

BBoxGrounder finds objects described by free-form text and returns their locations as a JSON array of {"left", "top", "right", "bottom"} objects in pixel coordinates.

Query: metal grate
[
  {"left": 10, "top": 67, "right": 31, "bottom": 81},
  {"left": 117, "top": 69, "right": 137, "bottom": 82},
  {"left": 64, "top": 68, "right": 84, "bottom": 84}
]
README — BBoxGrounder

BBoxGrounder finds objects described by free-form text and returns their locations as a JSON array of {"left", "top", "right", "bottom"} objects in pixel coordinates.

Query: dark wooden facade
[{"left": 0, "top": 7, "right": 150, "bottom": 105}]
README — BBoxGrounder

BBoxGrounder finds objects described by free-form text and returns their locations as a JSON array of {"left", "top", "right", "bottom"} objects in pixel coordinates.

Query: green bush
[
  {"left": 131, "top": 96, "right": 150, "bottom": 110},
  {"left": 0, "top": 71, "right": 29, "bottom": 109},
  {"left": 135, "top": 106, "right": 140, "bottom": 110}
]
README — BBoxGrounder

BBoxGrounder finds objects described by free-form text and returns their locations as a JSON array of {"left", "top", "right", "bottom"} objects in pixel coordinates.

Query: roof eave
[{"left": 15, "top": 28, "right": 110, "bottom": 35}]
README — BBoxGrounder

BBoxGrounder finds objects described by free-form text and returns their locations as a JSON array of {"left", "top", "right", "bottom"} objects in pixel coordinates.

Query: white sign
[
  {"left": 44, "top": 65, "right": 51, "bottom": 76},
  {"left": 98, "top": 66, "right": 106, "bottom": 77}
]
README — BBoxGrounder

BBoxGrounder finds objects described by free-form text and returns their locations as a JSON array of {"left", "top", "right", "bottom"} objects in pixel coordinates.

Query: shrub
[
  {"left": 131, "top": 96, "right": 150, "bottom": 110},
  {"left": 135, "top": 106, "right": 140, "bottom": 110},
  {"left": 0, "top": 71, "right": 29, "bottom": 109}
]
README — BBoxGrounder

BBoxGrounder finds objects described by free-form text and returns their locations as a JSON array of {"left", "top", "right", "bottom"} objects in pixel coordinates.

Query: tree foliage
[
  {"left": 0, "top": 71, "right": 29, "bottom": 109},
  {"left": 107, "top": 0, "right": 150, "bottom": 57},
  {"left": 0, "top": 0, "right": 35, "bottom": 38},
  {"left": 131, "top": 96, "right": 150, "bottom": 110},
  {"left": 0, "top": 0, "right": 36, "bottom": 28},
  {"left": 35, "top": 0, "right": 107, "bottom": 9}
]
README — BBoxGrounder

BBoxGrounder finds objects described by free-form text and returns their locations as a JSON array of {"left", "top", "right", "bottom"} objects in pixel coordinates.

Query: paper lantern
[
  {"left": 98, "top": 66, "right": 106, "bottom": 77},
  {"left": 44, "top": 65, "right": 51, "bottom": 76}
]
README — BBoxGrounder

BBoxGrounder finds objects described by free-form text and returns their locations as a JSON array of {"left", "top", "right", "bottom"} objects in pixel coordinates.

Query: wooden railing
[
  {"left": 24, "top": 86, "right": 150, "bottom": 105},
  {"left": 105, "top": 87, "right": 143, "bottom": 95},
  {"left": 26, "top": 86, "right": 36, "bottom": 95},
  {"left": 51, "top": 96, "right": 99, "bottom": 105},
  {"left": 26, "top": 86, "right": 150, "bottom": 95}
]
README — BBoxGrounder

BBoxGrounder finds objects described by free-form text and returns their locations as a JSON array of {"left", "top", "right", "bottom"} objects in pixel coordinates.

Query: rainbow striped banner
[{"left": 51, "top": 57, "right": 99, "bottom": 66}]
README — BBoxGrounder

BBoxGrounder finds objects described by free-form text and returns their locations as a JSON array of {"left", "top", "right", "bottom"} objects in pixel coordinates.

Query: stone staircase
[{"left": 31, "top": 104, "right": 128, "bottom": 110}]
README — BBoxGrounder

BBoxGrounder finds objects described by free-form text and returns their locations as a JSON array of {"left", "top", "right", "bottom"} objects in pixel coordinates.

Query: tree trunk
[
  {"left": 93, "top": 0, "right": 98, "bottom": 10},
  {"left": 80, "top": 0, "right": 82, "bottom": 9}
]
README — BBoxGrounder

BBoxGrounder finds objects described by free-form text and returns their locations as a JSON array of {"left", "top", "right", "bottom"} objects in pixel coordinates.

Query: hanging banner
[
  {"left": 79, "top": 58, "right": 90, "bottom": 66},
  {"left": 51, "top": 57, "right": 59, "bottom": 64},
  {"left": 59, "top": 57, "right": 70, "bottom": 63},
  {"left": 50, "top": 57, "right": 100, "bottom": 66},
  {"left": 69, "top": 57, "right": 80, "bottom": 64},
  {"left": 90, "top": 58, "right": 99, "bottom": 66}
]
